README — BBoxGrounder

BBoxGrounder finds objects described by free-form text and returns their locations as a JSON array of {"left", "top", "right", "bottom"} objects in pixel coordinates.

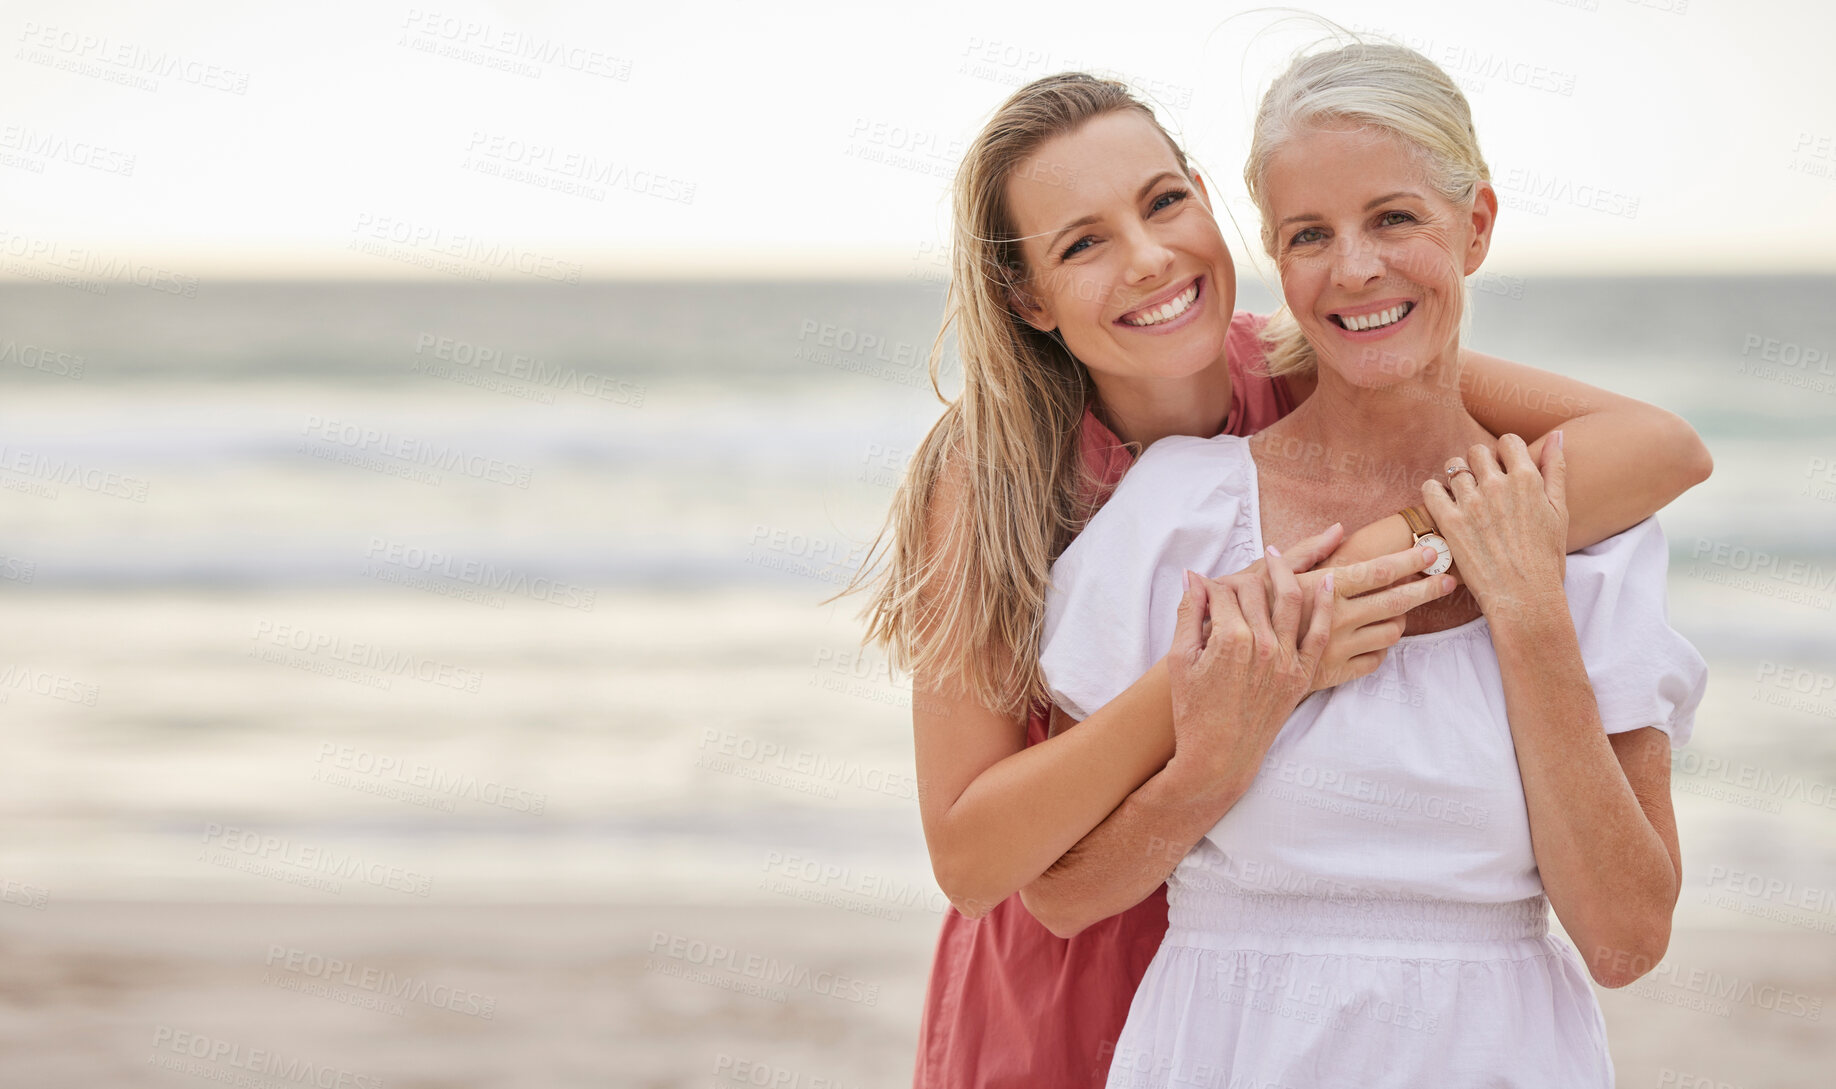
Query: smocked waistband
[{"left": 1167, "top": 884, "right": 1550, "bottom": 945}]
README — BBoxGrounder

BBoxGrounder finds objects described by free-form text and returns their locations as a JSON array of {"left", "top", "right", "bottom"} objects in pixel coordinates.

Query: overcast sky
[{"left": 2, "top": 0, "right": 1832, "bottom": 281}]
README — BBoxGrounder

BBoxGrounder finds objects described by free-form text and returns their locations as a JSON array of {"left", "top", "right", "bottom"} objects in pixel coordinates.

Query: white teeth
[
  {"left": 1341, "top": 303, "right": 1410, "bottom": 331},
  {"left": 1122, "top": 282, "right": 1199, "bottom": 327}
]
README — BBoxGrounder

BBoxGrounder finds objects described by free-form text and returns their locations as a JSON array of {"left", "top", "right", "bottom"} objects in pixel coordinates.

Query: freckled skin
[{"left": 1253, "top": 124, "right": 1502, "bottom": 636}]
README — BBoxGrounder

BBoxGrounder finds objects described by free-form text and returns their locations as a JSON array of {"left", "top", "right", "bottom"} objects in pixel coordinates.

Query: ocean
[{"left": 1, "top": 275, "right": 1832, "bottom": 929}]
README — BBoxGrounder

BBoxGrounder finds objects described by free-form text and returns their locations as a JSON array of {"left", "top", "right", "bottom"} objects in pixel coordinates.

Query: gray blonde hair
[{"left": 1243, "top": 41, "right": 1491, "bottom": 377}]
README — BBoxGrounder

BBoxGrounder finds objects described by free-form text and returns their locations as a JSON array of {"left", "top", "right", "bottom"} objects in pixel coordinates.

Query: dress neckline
[{"left": 1230, "top": 436, "right": 1488, "bottom": 646}]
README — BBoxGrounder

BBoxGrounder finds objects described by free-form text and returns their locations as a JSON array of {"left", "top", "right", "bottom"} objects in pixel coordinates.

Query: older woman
[{"left": 1038, "top": 43, "right": 1706, "bottom": 1086}]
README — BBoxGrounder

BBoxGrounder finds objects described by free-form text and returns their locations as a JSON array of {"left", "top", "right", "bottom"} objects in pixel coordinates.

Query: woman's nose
[
  {"left": 1121, "top": 225, "right": 1175, "bottom": 283},
  {"left": 1331, "top": 234, "right": 1383, "bottom": 289}
]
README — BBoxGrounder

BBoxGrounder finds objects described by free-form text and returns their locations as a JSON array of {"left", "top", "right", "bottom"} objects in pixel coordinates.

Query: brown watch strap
[{"left": 1400, "top": 504, "right": 1437, "bottom": 538}]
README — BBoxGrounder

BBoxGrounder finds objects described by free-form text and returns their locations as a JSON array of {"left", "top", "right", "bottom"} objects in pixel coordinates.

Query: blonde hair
[
  {"left": 827, "top": 73, "right": 1192, "bottom": 719},
  {"left": 1243, "top": 41, "right": 1491, "bottom": 377}
]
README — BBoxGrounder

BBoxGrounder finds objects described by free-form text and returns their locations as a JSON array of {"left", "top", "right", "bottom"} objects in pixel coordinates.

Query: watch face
[{"left": 1421, "top": 534, "right": 1452, "bottom": 576}]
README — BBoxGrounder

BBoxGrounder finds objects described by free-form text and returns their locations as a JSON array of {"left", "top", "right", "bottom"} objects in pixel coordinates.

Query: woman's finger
[
  {"left": 1446, "top": 456, "right": 1481, "bottom": 503},
  {"left": 1354, "top": 572, "right": 1457, "bottom": 625},
  {"left": 1539, "top": 430, "right": 1568, "bottom": 514},
  {"left": 1232, "top": 566, "right": 1278, "bottom": 663},
  {"left": 1339, "top": 648, "right": 1389, "bottom": 683},
  {"left": 1297, "top": 571, "right": 1336, "bottom": 672},
  {"left": 1200, "top": 576, "right": 1251, "bottom": 665},
  {"left": 1332, "top": 544, "right": 1438, "bottom": 598},
  {"left": 1337, "top": 615, "right": 1407, "bottom": 659},
  {"left": 1423, "top": 477, "right": 1458, "bottom": 527},
  {"left": 1265, "top": 546, "right": 1305, "bottom": 649},
  {"left": 1279, "top": 523, "right": 1345, "bottom": 574},
  {"left": 1172, "top": 569, "right": 1208, "bottom": 660},
  {"left": 1496, "top": 433, "right": 1537, "bottom": 476},
  {"left": 1466, "top": 442, "right": 1504, "bottom": 483}
]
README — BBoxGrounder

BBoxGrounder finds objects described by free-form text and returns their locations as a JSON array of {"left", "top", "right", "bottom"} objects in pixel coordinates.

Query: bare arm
[
  {"left": 1020, "top": 354, "right": 1709, "bottom": 936},
  {"left": 918, "top": 471, "right": 1416, "bottom": 915},
  {"left": 1427, "top": 437, "right": 1679, "bottom": 987},
  {"left": 1019, "top": 542, "right": 1452, "bottom": 937}
]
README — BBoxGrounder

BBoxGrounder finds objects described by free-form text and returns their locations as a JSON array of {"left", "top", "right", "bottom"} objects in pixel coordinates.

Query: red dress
[{"left": 911, "top": 312, "right": 1298, "bottom": 1088}]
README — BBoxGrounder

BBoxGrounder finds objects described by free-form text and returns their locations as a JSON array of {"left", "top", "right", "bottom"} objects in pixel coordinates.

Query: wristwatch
[{"left": 1401, "top": 504, "right": 1452, "bottom": 576}]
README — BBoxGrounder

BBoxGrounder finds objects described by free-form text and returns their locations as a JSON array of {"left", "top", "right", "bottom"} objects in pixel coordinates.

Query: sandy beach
[{"left": 1, "top": 901, "right": 1830, "bottom": 1087}]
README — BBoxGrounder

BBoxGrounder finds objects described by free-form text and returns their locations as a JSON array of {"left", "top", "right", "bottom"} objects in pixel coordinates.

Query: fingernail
[
  {"left": 1553, "top": 429, "right": 1564, "bottom": 449},
  {"left": 1329, "top": 522, "right": 1342, "bottom": 533},
  {"left": 1184, "top": 570, "right": 1194, "bottom": 594},
  {"left": 1441, "top": 575, "right": 1457, "bottom": 592},
  {"left": 1422, "top": 546, "right": 1436, "bottom": 561},
  {"left": 1267, "top": 545, "right": 1281, "bottom": 558},
  {"left": 1323, "top": 572, "right": 1335, "bottom": 593}
]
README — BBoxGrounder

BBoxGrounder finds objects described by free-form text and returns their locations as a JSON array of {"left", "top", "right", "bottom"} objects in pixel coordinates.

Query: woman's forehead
[
  {"left": 1006, "top": 112, "right": 1184, "bottom": 235},
  {"left": 1265, "top": 126, "right": 1430, "bottom": 205}
]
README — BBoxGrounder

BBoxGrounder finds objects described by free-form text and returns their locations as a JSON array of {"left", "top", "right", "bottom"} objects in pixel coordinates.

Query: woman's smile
[
  {"left": 1325, "top": 298, "right": 1417, "bottom": 339},
  {"left": 1116, "top": 275, "right": 1206, "bottom": 334}
]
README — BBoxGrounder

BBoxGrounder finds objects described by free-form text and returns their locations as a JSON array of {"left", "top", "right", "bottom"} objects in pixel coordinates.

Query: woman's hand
[
  {"left": 1167, "top": 554, "right": 1334, "bottom": 797},
  {"left": 1220, "top": 532, "right": 1458, "bottom": 694},
  {"left": 1293, "top": 547, "right": 1460, "bottom": 691},
  {"left": 1422, "top": 432, "right": 1570, "bottom": 624}
]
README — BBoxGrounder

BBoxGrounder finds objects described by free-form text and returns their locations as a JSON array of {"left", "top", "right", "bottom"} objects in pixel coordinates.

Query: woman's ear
[
  {"left": 1191, "top": 170, "right": 1212, "bottom": 210},
  {"left": 1005, "top": 264, "right": 1057, "bottom": 333},
  {"left": 1464, "top": 182, "right": 1498, "bottom": 275}
]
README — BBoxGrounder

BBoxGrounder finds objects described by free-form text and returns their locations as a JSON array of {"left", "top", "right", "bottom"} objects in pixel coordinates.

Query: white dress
[{"left": 1038, "top": 434, "right": 1707, "bottom": 1089}]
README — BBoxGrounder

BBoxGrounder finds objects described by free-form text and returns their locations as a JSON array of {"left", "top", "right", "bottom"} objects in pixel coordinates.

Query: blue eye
[
  {"left": 1061, "top": 236, "right": 1094, "bottom": 260},
  {"left": 1152, "top": 188, "right": 1188, "bottom": 212}
]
